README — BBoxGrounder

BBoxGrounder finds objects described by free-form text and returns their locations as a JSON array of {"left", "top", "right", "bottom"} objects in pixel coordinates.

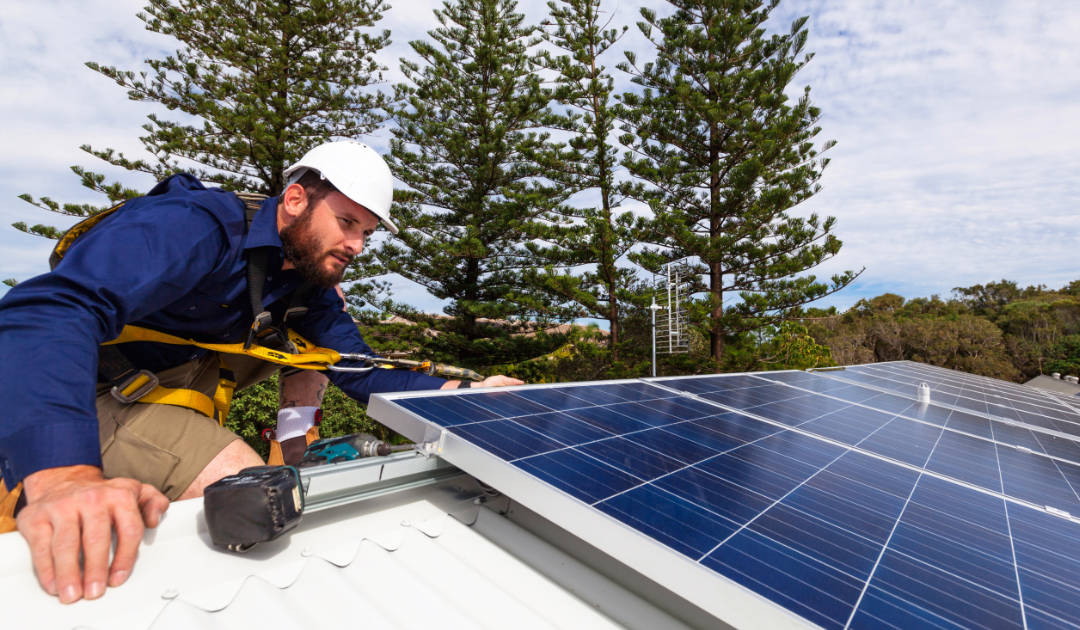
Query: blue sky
[{"left": 1, "top": 0, "right": 1078, "bottom": 316}]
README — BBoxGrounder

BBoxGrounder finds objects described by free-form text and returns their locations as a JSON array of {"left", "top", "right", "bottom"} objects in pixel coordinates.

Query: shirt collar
[{"left": 243, "top": 195, "right": 284, "bottom": 251}]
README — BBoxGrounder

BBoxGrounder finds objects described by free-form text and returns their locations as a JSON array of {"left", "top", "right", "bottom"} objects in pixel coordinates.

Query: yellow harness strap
[
  {"left": 0, "top": 480, "right": 21, "bottom": 534},
  {"left": 104, "top": 325, "right": 341, "bottom": 370},
  {"left": 265, "top": 424, "right": 322, "bottom": 467},
  {"left": 103, "top": 325, "right": 333, "bottom": 425}
]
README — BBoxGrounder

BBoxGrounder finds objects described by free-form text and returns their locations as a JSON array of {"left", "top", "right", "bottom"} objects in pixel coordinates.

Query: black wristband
[{"left": 457, "top": 380, "right": 472, "bottom": 389}]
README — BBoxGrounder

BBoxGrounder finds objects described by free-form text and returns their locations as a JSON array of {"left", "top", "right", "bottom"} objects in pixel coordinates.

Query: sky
[{"left": 1, "top": 0, "right": 1078, "bottom": 316}]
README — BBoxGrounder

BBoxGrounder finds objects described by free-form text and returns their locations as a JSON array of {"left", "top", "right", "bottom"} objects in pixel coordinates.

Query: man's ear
[{"left": 280, "top": 183, "right": 309, "bottom": 223}]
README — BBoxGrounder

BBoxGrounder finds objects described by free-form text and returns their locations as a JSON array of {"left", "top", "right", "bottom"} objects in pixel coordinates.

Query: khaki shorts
[{"left": 97, "top": 353, "right": 279, "bottom": 500}]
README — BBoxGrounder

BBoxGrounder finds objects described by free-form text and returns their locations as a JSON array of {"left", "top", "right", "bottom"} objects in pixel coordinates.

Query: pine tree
[
  {"left": 382, "top": 0, "right": 563, "bottom": 339},
  {"left": 17, "top": 0, "right": 392, "bottom": 235},
  {"left": 530, "top": 0, "right": 636, "bottom": 354},
  {"left": 618, "top": 0, "right": 860, "bottom": 363}
]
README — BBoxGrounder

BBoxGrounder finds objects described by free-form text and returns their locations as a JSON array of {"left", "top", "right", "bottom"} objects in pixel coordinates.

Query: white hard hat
[{"left": 283, "top": 140, "right": 399, "bottom": 234}]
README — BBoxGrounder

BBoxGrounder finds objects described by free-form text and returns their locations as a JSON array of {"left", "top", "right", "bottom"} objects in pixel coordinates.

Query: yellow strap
[
  {"left": 0, "top": 480, "right": 22, "bottom": 534},
  {"left": 103, "top": 325, "right": 341, "bottom": 371},
  {"left": 267, "top": 440, "right": 285, "bottom": 466},
  {"left": 137, "top": 385, "right": 218, "bottom": 419},
  {"left": 116, "top": 361, "right": 234, "bottom": 425}
]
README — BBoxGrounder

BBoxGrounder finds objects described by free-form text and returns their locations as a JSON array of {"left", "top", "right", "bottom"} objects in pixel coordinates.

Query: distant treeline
[{"left": 799, "top": 279, "right": 1080, "bottom": 383}]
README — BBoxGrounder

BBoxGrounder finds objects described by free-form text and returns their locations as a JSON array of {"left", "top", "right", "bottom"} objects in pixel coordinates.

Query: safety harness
[
  {"left": 0, "top": 191, "right": 334, "bottom": 530},
  {"left": 90, "top": 191, "right": 326, "bottom": 424}
]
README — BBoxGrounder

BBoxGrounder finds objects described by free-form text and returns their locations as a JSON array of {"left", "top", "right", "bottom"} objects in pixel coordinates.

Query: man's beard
[{"left": 280, "top": 207, "right": 349, "bottom": 288}]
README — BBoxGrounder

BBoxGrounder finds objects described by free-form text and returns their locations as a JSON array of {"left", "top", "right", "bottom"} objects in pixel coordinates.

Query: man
[{"left": 0, "top": 140, "right": 521, "bottom": 603}]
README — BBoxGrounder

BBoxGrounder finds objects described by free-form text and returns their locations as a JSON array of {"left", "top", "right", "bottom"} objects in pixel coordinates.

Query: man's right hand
[{"left": 17, "top": 465, "right": 169, "bottom": 604}]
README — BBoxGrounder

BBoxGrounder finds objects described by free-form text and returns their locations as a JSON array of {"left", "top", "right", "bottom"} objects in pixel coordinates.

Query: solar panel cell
[
  {"left": 857, "top": 393, "right": 916, "bottom": 415},
  {"left": 577, "top": 437, "right": 686, "bottom": 480},
  {"left": 800, "top": 406, "right": 894, "bottom": 444},
  {"left": 397, "top": 395, "right": 499, "bottom": 427},
  {"left": 510, "top": 411, "right": 612, "bottom": 445},
  {"left": 451, "top": 419, "right": 563, "bottom": 460},
  {"left": 654, "top": 466, "right": 774, "bottom": 526},
  {"left": 854, "top": 417, "right": 942, "bottom": 467},
  {"left": 704, "top": 528, "right": 863, "bottom": 629},
  {"left": 862, "top": 553, "right": 1023, "bottom": 629},
  {"left": 563, "top": 405, "right": 651, "bottom": 434},
  {"left": 941, "top": 409, "right": 992, "bottom": 438},
  {"left": 623, "top": 427, "right": 719, "bottom": 465},
  {"left": 513, "top": 449, "right": 640, "bottom": 504},
  {"left": 750, "top": 501, "right": 883, "bottom": 580},
  {"left": 695, "top": 444, "right": 823, "bottom": 501},
  {"left": 594, "top": 484, "right": 737, "bottom": 558},
  {"left": 925, "top": 431, "right": 1004, "bottom": 492},
  {"left": 1009, "top": 504, "right": 1080, "bottom": 624},
  {"left": 656, "top": 416, "right": 757, "bottom": 453},
  {"left": 1033, "top": 432, "right": 1080, "bottom": 464},
  {"left": 996, "top": 448, "right": 1080, "bottom": 512},
  {"left": 511, "top": 387, "right": 592, "bottom": 411},
  {"left": 700, "top": 384, "right": 809, "bottom": 409},
  {"left": 460, "top": 391, "right": 552, "bottom": 417}
]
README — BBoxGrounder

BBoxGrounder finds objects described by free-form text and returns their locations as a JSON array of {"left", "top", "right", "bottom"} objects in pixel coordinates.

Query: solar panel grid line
[
  {"left": 810, "top": 368, "right": 1080, "bottom": 453},
  {"left": 549, "top": 420, "right": 785, "bottom": 512},
  {"left": 897, "top": 362, "right": 1069, "bottom": 410},
  {"left": 1007, "top": 505, "right": 1080, "bottom": 626},
  {"left": 862, "top": 363, "right": 1080, "bottom": 422},
  {"left": 387, "top": 380, "right": 703, "bottom": 455},
  {"left": 843, "top": 409, "right": 955, "bottom": 629},
  {"left": 844, "top": 365, "right": 1026, "bottom": 414},
  {"left": 866, "top": 365, "right": 1080, "bottom": 457},
  {"left": 748, "top": 372, "right": 1080, "bottom": 469},
  {"left": 991, "top": 422, "right": 1080, "bottom": 510},
  {"left": 831, "top": 368, "right": 1001, "bottom": 418},
  {"left": 646, "top": 376, "right": 1079, "bottom": 524},
  {"left": 991, "top": 436, "right": 1031, "bottom": 629},
  {"left": 1042, "top": 391, "right": 1080, "bottom": 417},
  {"left": 855, "top": 475, "right": 1031, "bottom": 629},
  {"left": 650, "top": 373, "right": 1080, "bottom": 512},
  {"left": 698, "top": 445, "right": 851, "bottom": 562}
]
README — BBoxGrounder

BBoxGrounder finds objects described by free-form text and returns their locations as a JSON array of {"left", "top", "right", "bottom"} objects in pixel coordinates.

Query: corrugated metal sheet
[{"left": 0, "top": 472, "right": 692, "bottom": 630}]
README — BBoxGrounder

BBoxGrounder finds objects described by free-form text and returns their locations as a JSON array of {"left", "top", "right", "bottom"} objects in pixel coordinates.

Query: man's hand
[
  {"left": 17, "top": 465, "right": 169, "bottom": 604},
  {"left": 440, "top": 375, "right": 524, "bottom": 389}
]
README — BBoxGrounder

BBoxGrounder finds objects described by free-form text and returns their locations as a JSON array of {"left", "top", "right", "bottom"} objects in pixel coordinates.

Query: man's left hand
[
  {"left": 476, "top": 375, "right": 523, "bottom": 387},
  {"left": 440, "top": 375, "right": 523, "bottom": 389}
]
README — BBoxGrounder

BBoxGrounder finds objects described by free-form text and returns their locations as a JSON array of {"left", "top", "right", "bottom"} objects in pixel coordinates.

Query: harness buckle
[
  {"left": 245, "top": 311, "right": 274, "bottom": 349},
  {"left": 111, "top": 369, "right": 160, "bottom": 404},
  {"left": 283, "top": 306, "right": 308, "bottom": 324}
]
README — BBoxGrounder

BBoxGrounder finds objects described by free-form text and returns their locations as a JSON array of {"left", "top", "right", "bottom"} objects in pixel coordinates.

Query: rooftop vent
[{"left": 1052, "top": 372, "right": 1062, "bottom": 379}]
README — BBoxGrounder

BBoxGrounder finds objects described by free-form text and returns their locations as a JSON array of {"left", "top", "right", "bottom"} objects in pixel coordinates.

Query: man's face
[{"left": 280, "top": 190, "right": 379, "bottom": 288}]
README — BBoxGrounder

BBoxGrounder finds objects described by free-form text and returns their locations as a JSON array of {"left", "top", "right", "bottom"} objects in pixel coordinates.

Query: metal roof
[
  {"left": 1025, "top": 374, "right": 1080, "bottom": 396},
  {"left": 0, "top": 454, "right": 696, "bottom": 630}
]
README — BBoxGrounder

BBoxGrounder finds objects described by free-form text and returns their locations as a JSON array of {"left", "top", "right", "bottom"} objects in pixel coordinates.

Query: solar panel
[{"left": 368, "top": 366, "right": 1080, "bottom": 628}]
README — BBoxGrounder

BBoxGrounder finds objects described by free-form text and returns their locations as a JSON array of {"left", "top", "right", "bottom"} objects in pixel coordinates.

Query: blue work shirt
[{"left": 0, "top": 174, "right": 444, "bottom": 487}]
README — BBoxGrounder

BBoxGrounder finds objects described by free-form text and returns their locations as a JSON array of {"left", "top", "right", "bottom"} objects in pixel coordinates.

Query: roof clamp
[{"left": 416, "top": 439, "right": 442, "bottom": 458}]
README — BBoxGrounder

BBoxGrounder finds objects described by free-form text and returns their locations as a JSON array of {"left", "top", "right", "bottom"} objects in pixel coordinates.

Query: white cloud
[{"left": 2, "top": 0, "right": 1078, "bottom": 313}]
